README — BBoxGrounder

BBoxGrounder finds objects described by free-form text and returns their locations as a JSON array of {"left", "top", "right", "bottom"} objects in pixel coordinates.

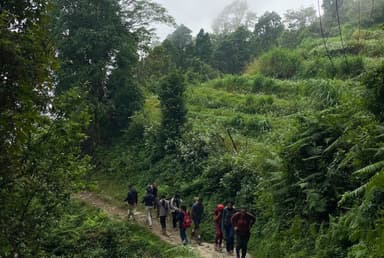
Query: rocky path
[{"left": 75, "top": 191, "right": 251, "bottom": 258}]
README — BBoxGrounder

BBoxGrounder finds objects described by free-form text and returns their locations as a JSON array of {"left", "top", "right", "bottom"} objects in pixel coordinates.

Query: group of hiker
[{"left": 124, "top": 183, "right": 256, "bottom": 258}]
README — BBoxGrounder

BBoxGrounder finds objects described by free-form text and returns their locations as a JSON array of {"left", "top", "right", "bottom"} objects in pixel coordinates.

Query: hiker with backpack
[
  {"left": 142, "top": 186, "right": 155, "bottom": 229},
  {"left": 157, "top": 195, "right": 170, "bottom": 236},
  {"left": 124, "top": 185, "right": 138, "bottom": 221},
  {"left": 176, "top": 204, "right": 191, "bottom": 245},
  {"left": 191, "top": 197, "right": 204, "bottom": 244},
  {"left": 222, "top": 200, "right": 237, "bottom": 255},
  {"left": 213, "top": 203, "right": 225, "bottom": 251},
  {"left": 170, "top": 191, "right": 183, "bottom": 230},
  {"left": 151, "top": 182, "right": 159, "bottom": 218},
  {"left": 231, "top": 206, "right": 256, "bottom": 258}
]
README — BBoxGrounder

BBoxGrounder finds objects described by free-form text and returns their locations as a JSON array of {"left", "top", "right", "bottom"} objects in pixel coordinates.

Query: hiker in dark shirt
[
  {"left": 222, "top": 200, "right": 237, "bottom": 255},
  {"left": 170, "top": 192, "right": 183, "bottom": 230},
  {"left": 142, "top": 186, "right": 155, "bottom": 229},
  {"left": 191, "top": 197, "right": 204, "bottom": 244},
  {"left": 124, "top": 185, "right": 138, "bottom": 221},
  {"left": 231, "top": 206, "right": 256, "bottom": 258},
  {"left": 151, "top": 182, "right": 159, "bottom": 217}
]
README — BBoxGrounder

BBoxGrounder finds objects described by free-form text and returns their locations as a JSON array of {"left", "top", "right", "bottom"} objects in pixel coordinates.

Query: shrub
[
  {"left": 211, "top": 75, "right": 253, "bottom": 93},
  {"left": 225, "top": 115, "right": 271, "bottom": 136},
  {"left": 301, "top": 56, "right": 365, "bottom": 79},
  {"left": 363, "top": 62, "right": 384, "bottom": 120},
  {"left": 241, "top": 95, "right": 274, "bottom": 114},
  {"left": 251, "top": 75, "right": 278, "bottom": 93},
  {"left": 256, "top": 48, "right": 303, "bottom": 79}
]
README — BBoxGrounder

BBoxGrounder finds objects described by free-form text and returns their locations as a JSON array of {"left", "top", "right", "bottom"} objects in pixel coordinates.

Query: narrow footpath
[{"left": 75, "top": 192, "right": 251, "bottom": 258}]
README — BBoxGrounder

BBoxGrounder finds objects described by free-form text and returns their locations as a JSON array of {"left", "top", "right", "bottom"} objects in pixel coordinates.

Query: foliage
[
  {"left": 194, "top": 29, "right": 213, "bottom": 63},
  {"left": 43, "top": 201, "right": 200, "bottom": 258},
  {"left": 158, "top": 71, "right": 187, "bottom": 153},
  {"left": 0, "top": 4, "right": 90, "bottom": 256},
  {"left": 253, "top": 11, "right": 284, "bottom": 54},
  {"left": 362, "top": 62, "right": 384, "bottom": 120},
  {"left": 212, "top": 26, "right": 253, "bottom": 74},
  {"left": 254, "top": 48, "right": 302, "bottom": 79}
]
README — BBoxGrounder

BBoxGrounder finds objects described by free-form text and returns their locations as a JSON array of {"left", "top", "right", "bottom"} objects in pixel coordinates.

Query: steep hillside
[{"left": 90, "top": 23, "right": 384, "bottom": 257}]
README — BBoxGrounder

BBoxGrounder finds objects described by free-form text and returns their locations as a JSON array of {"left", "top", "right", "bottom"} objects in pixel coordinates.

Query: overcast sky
[{"left": 153, "top": 0, "right": 322, "bottom": 40}]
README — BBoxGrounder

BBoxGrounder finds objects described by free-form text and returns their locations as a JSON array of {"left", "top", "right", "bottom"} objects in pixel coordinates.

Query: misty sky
[{"left": 153, "top": 0, "right": 322, "bottom": 40}]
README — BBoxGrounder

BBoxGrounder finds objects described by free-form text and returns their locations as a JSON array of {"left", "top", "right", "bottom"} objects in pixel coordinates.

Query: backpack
[
  {"left": 161, "top": 199, "right": 169, "bottom": 212},
  {"left": 183, "top": 211, "right": 192, "bottom": 228}
]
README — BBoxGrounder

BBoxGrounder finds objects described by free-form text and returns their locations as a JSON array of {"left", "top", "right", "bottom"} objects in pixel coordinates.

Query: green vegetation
[
  {"left": 43, "top": 201, "right": 200, "bottom": 258},
  {"left": 2, "top": 0, "right": 384, "bottom": 257}
]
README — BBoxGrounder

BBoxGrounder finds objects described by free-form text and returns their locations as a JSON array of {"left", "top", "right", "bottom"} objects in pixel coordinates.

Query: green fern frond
[
  {"left": 353, "top": 160, "right": 384, "bottom": 177},
  {"left": 339, "top": 184, "right": 366, "bottom": 206},
  {"left": 339, "top": 169, "right": 384, "bottom": 205}
]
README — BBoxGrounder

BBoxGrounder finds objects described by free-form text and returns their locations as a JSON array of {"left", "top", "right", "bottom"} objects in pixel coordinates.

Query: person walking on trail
[
  {"left": 231, "top": 206, "right": 256, "bottom": 258},
  {"left": 191, "top": 197, "right": 204, "bottom": 244},
  {"left": 214, "top": 203, "right": 225, "bottom": 251},
  {"left": 151, "top": 182, "right": 159, "bottom": 217},
  {"left": 176, "top": 204, "right": 191, "bottom": 245},
  {"left": 157, "top": 195, "right": 170, "bottom": 236},
  {"left": 222, "top": 200, "right": 237, "bottom": 255},
  {"left": 124, "top": 185, "right": 138, "bottom": 221},
  {"left": 143, "top": 186, "right": 155, "bottom": 229},
  {"left": 170, "top": 191, "right": 183, "bottom": 230}
]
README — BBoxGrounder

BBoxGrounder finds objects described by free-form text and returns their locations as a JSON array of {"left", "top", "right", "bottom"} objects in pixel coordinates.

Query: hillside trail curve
[{"left": 75, "top": 191, "right": 251, "bottom": 258}]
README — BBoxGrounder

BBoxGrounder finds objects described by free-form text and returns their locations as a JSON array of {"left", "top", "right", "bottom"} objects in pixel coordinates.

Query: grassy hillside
[{"left": 91, "top": 24, "right": 384, "bottom": 257}]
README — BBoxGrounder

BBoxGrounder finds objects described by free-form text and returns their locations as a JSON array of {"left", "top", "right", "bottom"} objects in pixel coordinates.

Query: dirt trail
[{"left": 75, "top": 192, "right": 251, "bottom": 258}]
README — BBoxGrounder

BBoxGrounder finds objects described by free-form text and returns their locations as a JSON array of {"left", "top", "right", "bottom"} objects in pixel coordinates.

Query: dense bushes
[
  {"left": 363, "top": 62, "right": 384, "bottom": 120},
  {"left": 301, "top": 56, "right": 365, "bottom": 79},
  {"left": 43, "top": 202, "right": 199, "bottom": 258},
  {"left": 248, "top": 48, "right": 302, "bottom": 79}
]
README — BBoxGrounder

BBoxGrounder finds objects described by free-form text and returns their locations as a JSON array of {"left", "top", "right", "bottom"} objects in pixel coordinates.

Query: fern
[
  {"left": 339, "top": 168, "right": 384, "bottom": 205},
  {"left": 353, "top": 160, "right": 384, "bottom": 177}
]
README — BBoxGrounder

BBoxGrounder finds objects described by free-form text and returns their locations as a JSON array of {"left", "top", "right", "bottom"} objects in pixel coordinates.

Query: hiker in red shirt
[
  {"left": 213, "top": 203, "right": 224, "bottom": 251},
  {"left": 231, "top": 206, "right": 256, "bottom": 258}
]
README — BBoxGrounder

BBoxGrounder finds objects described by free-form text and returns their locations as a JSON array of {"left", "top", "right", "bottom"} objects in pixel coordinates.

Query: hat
[{"left": 217, "top": 204, "right": 224, "bottom": 210}]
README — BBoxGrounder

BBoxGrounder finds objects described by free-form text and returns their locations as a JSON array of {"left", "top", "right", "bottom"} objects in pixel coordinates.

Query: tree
[
  {"left": 138, "top": 44, "right": 175, "bottom": 93},
  {"left": 195, "top": 29, "right": 213, "bottom": 63},
  {"left": 165, "top": 24, "right": 194, "bottom": 69},
  {"left": 284, "top": 7, "right": 317, "bottom": 31},
  {"left": 213, "top": 26, "right": 253, "bottom": 74},
  {"left": 52, "top": 0, "right": 174, "bottom": 145},
  {"left": 253, "top": 11, "right": 284, "bottom": 54},
  {"left": 212, "top": 0, "right": 256, "bottom": 35},
  {"left": 0, "top": 3, "right": 89, "bottom": 256},
  {"left": 158, "top": 70, "right": 187, "bottom": 152}
]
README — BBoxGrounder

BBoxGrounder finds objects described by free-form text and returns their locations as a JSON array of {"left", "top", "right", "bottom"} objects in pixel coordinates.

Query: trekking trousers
[
  {"left": 145, "top": 206, "right": 153, "bottom": 226},
  {"left": 127, "top": 204, "right": 136, "bottom": 220},
  {"left": 235, "top": 233, "right": 250, "bottom": 258},
  {"left": 160, "top": 216, "right": 167, "bottom": 230},
  {"left": 172, "top": 211, "right": 178, "bottom": 229},
  {"left": 179, "top": 227, "right": 187, "bottom": 244},
  {"left": 224, "top": 225, "right": 235, "bottom": 252},
  {"left": 215, "top": 223, "right": 223, "bottom": 247}
]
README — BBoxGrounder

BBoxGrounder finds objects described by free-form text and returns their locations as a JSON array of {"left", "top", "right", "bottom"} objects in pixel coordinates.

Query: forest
[{"left": 1, "top": 0, "right": 384, "bottom": 257}]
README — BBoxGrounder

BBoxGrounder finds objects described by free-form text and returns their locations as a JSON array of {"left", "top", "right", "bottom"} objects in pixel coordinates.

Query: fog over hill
[{"left": 154, "top": 0, "right": 321, "bottom": 39}]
